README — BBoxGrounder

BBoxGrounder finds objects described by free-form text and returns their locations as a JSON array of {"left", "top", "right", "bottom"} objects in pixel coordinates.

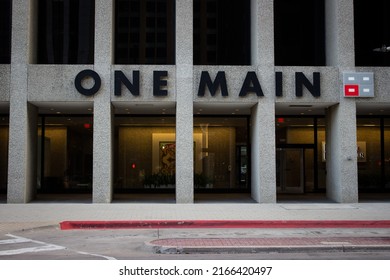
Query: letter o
[{"left": 75, "top": 69, "right": 101, "bottom": 96}]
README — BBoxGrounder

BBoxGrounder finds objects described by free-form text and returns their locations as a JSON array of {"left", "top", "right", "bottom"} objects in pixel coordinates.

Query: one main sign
[{"left": 343, "top": 72, "right": 374, "bottom": 97}]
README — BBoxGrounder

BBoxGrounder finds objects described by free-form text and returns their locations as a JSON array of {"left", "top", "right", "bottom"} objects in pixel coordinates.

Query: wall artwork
[
  {"left": 152, "top": 133, "right": 203, "bottom": 175},
  {"left": 159, "top": 142, "right": 175, "bottom": 175}
]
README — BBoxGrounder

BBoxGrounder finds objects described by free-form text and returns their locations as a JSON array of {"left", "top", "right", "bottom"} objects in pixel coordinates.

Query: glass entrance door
[{"left": 277, "top": 148, "right": 304, "bottom": 193}]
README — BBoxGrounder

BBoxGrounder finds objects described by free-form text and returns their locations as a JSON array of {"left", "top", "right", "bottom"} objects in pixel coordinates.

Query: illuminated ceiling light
[{"left": 289, "top": 105, "right": 312, "bottom": 108}]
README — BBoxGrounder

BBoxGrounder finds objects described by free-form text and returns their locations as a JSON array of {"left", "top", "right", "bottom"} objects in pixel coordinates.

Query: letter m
[{"left": 197, "top": 71, "right": 228, "bottom": 97}]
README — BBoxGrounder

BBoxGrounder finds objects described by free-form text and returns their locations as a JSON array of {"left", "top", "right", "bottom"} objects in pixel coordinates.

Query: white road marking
[
  {"left": 76, "top": 250, "right": 117, "bottom": 260},
  {"left": 0, "top": 234, "right": 64, "bottom": 256},
  {"left": 0, "top": 234, "right": 116, "bottom": 259},
  {"left": 0, "top": 245, "right": 65, "bottom": 256},
  {"left": 0, "top": 237, "right": 30, "bottom": 245}
]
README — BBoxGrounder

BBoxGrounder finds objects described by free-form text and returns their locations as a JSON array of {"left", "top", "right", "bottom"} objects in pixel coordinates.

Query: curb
[
  {"left": 144, "top": 236, "right": 390, "bottom": 254},
  {"left": 146, "top": 243, "right": 390, "bottom": 254},
  {"left": 59, "top": 220, "right": 390, "bottom": 230}
]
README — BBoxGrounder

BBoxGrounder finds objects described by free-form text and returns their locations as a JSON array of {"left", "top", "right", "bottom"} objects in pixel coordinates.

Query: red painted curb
[{"left": 59, "top": 220, "right": 390, "bottom": 230}]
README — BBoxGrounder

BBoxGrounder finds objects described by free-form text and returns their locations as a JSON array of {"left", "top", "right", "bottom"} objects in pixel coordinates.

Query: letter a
[{"left": 239, "top": 71, "right": 264, "bottom": 97}]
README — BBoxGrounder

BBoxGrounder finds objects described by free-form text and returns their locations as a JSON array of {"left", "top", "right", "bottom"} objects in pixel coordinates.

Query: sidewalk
[
  {"left": 1, "top": 202, "right": 390, "bottom": 254},
  {"left": 1, "top": 202, "right": 390, "bottom": 222}
]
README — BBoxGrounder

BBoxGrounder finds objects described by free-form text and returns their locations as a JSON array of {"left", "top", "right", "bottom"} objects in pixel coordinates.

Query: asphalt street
[{"left": 0, "top": 224, "right": 390, "bottom": 260}]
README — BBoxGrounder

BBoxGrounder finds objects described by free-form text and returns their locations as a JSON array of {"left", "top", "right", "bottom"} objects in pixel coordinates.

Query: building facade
[{"left": 0, "top": 0, "right": 390, "bottom": 204}]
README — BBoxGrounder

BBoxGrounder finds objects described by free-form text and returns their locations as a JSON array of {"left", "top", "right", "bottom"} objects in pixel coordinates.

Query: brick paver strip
[{"left": 150, "top": 237, "right": 390, "bottom": 247}]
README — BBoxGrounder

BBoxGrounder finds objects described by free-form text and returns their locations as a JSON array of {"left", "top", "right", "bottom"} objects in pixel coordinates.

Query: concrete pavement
[{"left": 1, "top": 202, "right": 390, "bottom": 223}]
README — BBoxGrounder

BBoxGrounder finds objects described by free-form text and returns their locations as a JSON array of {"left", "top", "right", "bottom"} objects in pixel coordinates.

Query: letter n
[
  {"left": 295, "top": 72, "right": 320, "bottom": 97},
  {"left": 114, "top": 70, "right": 140, "bottom": 96}
]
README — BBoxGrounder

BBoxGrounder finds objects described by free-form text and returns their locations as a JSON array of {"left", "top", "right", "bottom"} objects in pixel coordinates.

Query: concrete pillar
[
  {"left": 326, "top": 102, "right": 358, "bottom": 203},
  {"left": 92, "top": 0, "right": 113, "bottom": 203},
  {"left": 325, "top": 0, "right": 358, "bottom": 203},
  {"left": 251, "top": 102, "right": 276, "bottom": 203},
  {"left": 325, "top": 0, "right": 355, "bottom": 67},
  {"left": 251, "top": 0, "right": 274, "bottom": 67},
  {"left": 250, "top": 0, "right": 276, "bottom": 203},
  {"left": 175, "top": 0, "right": 194, "bottom": 203},
  {"left": 7, "top": 0, "right": 37, "bottom": 203}
]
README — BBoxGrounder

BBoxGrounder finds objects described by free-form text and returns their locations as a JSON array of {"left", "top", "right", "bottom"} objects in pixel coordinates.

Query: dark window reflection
[
  {"left": 37, "top": 0, "right": 95, "bottom": 64},
  {"left": 354, "top": 0, "right": 390, "bottom": 66},
  {"left": 0, "top": 0, "right": 12, "bottom": 64},
  {"left": 115, "top": 0, "right": 175, "bottom": 64},
  {"left": 193, "top": 0, "right": 251, "bottom": 65},
  {"left": 274, "top": 0, "right": 325, "bottom": 66}
]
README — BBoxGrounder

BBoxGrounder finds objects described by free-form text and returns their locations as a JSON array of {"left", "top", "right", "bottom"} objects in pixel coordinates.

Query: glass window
[
  {"left": 193, "top": 117, "right": 249, "bottom": 190},
  {"left": 38, "top": 116, "right": 93, "bottom": 193},
  {"left": 357, "top": 118, "right": 381, "bottom": 189},
  {"left": 317, "top": 118, "right": 326, "bottom": 189},
  {"left": 115, "top": 0, "right": 175, "bottom": 64},
  {"left": 0, "top": 0, "right": 11, "bottom": 64},
  {"left": 37, "top": 0, "right": 95, "bottom": 64},
  {"left": 114, "top": 116, "right": 176, "bottom": 191},
  {"left": 354, "top": 0, "right": 390, "bottom": 66},
  {"left": 384, "top": 119, "right": 390, "bottom": 189},
  {"left": 276, "top": 117, "right": 326, "bottom": 194},
  {"left": 276, "top": 117, "right": 314, "bottom": 145},
  {"left": 274, "top": 0, "right": 325, "bottom": 66},
  {"left": 0, "top": 116, "right": 9, "bottom": 195},
  {"left": 193, "top": 0, "right": 250, "bottom": 65}
]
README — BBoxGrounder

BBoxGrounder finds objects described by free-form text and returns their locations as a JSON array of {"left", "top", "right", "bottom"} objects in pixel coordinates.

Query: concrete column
[
  {"left": 326, "top": 102, "right": 358, "bottom": 203},
  {"left": 251, "top": 101, "right": 276, "bottom": 203},
  {"left": 325, "top": 0, "right": 358, "bottom": 202},
  {"left": 175, "top": 0, "right": 193, "bottom": 203},
  {"left": 8, "top": 0, "right": 37, "bottom": 203},
  {"left": 251, "top": 0, "right": 274, "bottom": 67},
  {"left": 250, "top": 0, "right": 276, "bottom": 203},
  {"left": 325, "top": 0, "right": 355, "bottom": 67},
  {"left": 92, "top": 0, "right": 113, "bottom": 203}
]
